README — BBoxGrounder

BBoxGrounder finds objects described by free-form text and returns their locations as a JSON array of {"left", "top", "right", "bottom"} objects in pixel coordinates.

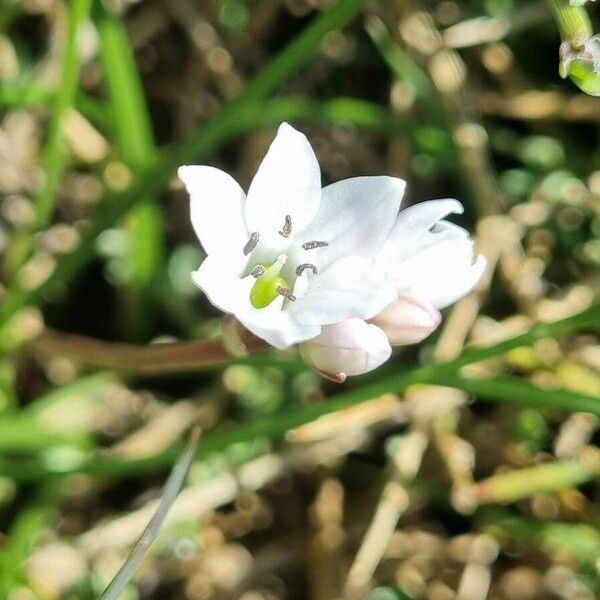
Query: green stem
[
  {"left": 430, "top": 302, "right": 600, "bottom": 374},
  {"left": 33, "top": 0, "right": 93, "bottom": 228},
  {"left": 99, "top": 429, "right": 199, "bottom": 600},
  {"left": 468, "top": 458, "right": 600, "bottom": 505},
  {"left": 96, "top": 3, "right": 163, "bottom": 340},
  {"left": 0, "top": 82, "right": 111, "bottom": 131},
  {"left": 435, "top": 374, "right": 600, "bottom": 416},
  {"left": 547, "top": 0, "right": 592, "bottom": 47}
]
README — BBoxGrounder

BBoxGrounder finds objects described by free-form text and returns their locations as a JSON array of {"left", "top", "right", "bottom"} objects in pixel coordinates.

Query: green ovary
[
  {"left": 249, "top": 254, "right": 290, "bottom": 309},
  {"left": 250, "top": 273, "right": 289, "bottom": 308}
]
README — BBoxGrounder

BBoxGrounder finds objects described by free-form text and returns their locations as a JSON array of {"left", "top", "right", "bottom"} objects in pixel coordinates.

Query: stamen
[
  {"left": 295, "top": 263, "right": 317, "bottom": 276},
  {"left": 276, "top": 285, "right": 296, "bottom": 301},
  {"left": 243, "top": 231, "right": 259, "bottom": 255},
  {"left": 278, "top": 214, "right": 292, "bottom": 238},
  {"left": 251, "top": 265, "right": 266, "bottom": 278},
  {"left": 302, "top": 240, "right": 328, "bottom": 250}
]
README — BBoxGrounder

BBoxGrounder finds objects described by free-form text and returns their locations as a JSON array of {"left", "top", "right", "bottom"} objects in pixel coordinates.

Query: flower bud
[
  {"left": 369, "top": 293, "right": 441, "bottom": 346},
  {"left": 299, "top": 319, "right": 392, "bottom": 382},
  {"left": 559, "top": 36, "right": 600, "bottom": 96}
]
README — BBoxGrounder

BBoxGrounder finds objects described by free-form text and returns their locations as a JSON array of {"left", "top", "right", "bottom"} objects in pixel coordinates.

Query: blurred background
[{"left": 0, "top": 0, "right": 600, "bottom": 598}]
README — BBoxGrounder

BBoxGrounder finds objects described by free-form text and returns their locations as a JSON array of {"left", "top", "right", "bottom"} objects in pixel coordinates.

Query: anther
[
  {"left": 276, "top": 285, "right": 296, "bottom": 301},
  {"left": 243, "top": 231, "right": 259, "bottom": 255},
  {"left": 295, "top": 263, "right": 317, "bottom": 276},
  {"left": 302, "top": 240, "right": 328, "bottom": 250},
  {"left": 251, "top": 265, "right": 265, "bottom": 278},
  {"left": 278, "top": 214, "right": 292, "bottom": 238}
]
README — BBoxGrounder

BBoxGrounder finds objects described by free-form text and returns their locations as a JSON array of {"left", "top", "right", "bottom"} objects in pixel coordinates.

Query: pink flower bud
[
  {"left": 299, "top": 319, "right": 392, "bottom": 382},
  {"left": 369, "top": 293, "right": 441, "bottom": 346}
]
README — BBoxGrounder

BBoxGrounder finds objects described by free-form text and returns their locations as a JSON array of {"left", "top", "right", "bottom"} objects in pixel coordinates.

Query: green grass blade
[
  {"left": 0, "top": 83, "right": 110, "bottom": 129},
  {"left": 434, "top": 374, "right": 600, "bottom": 415},
  {"left": 32, "top": 0, "right": 93, "bottom": 229},
  {"left": 99, "top": 429, "right": 199, "bottom": 600},
  {"left": 96, "top": 3, "right": 164, "bottom": 339}
]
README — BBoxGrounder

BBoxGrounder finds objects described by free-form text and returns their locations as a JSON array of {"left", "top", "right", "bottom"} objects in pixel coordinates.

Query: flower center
[
  {"left": 244, "top": 215, "right": 329, "bottom": 310},
  {"left": 249, "top": 255, "right": 293, "bottom": 308}
]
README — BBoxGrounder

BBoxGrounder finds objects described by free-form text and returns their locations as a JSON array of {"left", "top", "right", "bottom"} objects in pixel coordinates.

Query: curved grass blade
[{"left": 99, "top": 427, "right": 200, "bottom": 600}]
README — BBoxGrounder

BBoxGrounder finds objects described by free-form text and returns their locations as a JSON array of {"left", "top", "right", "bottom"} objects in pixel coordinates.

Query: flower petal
[
  {"left": 386, "top": 198, "right": 463, "bottom": 257},
  {"left": 245, "top": 123, "right": 321, "bottom": 235},
  {"left": 375, "top": 198, "right": 465, "bottom": 277},
  {"left": 299, "top": 318, "right": 392, "bottom": 377},
  {"left": 412, "top": 254, "right": 487, "bottom": 309},
  {"left": 191, "top": 254, "right": 251, "bottom": 316},
  {"left": 290, "top": 256, "right": 396, "bottom": 326},
  {"left": 179, "top": 165, "right": 247, "bottom": 257},
  {"left": 370, "top": 293, "right": 441, "bottom": 345},
  {"left": 392, "top": 235, "right": 487, "bottom": 308},
  {"left": 300, "top": 176, "right": 405, "bottom": 270},
  {"left": 239, "top": 304, "right": 321, "bottom": 350},
  {"left": 193, "top": 255, "right": 319, "bottom": 349}
]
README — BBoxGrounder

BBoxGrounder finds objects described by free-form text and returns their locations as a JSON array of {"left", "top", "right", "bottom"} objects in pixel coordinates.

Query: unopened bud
[
  {"left": 299, "top": 319, "right": 391, "bottom": 382},
  {"left": 369, "top": 293, "right": 441, "bottom": 346},
  {"left": 559, "top": 36, "right": 600, "bottom": 96}
]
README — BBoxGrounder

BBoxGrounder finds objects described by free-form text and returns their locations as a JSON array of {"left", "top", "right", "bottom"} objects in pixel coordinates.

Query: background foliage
[{"left": 0, "top": 0, "right": 599, "bottom": 598}]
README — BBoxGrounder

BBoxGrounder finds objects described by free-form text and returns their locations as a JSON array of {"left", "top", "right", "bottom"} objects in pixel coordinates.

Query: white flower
[
  {"left": 181, "top": 122, "right": 485, "bottom": 375},
  {"left": 299, "top": 318, "right": 392, "bottom": 383},
  {"left": 179, "top": 123, "right": 402, "bottom": 349},
  {"left": 300, "top": 198, "right": 486, "bottom": 378}
]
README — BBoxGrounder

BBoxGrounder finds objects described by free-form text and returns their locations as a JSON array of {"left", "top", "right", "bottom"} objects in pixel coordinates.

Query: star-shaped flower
[
  {"left": 179, "top": 123, "right": 402, "bottom": 349},
  {"left": 180, "top": 123, "right": 485, "bottom": 378}
]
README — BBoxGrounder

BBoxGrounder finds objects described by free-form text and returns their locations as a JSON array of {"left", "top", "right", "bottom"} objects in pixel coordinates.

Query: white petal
[
  {"left": 191, "top": 254, "right": 251, "bottom": 316},
  {"left": 384, "top": 198, "right": 463, "bottom": 259},
  {"left": 239, "top": 305, "right": 321, "bottom": 350},
  {"left": 391, "top": 231, "right": 486, "bottom": 308},
  {"left": 245, "top": 123, "right": 321, "bottom": 235},
  {"left": 290, "top": 256, "right": 396, "bottom": 326},
  {"left": 300, "top": 176, "right": 405, "bottom": 270},
  {"left": 193, "top": 255, "right": 319, "bottom": 349},
  {"left": 179, "top": 165, "right": 247, "bottom": 257},
  {"left": 299, "top": 319, "right": 392, "bottom": 377},
  {"left": 370, "top": 293, "right": 441, "bottom": 345},
  {"left": 412, "top": 254, "right": 487, "bottom": 309}
]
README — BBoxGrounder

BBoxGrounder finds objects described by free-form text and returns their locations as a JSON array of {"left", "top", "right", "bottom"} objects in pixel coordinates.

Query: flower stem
[
  {"left": 30, "top": 329, "right": 267, "bottom": 375},
  {"left": 547, "top": 0, "right": 592, "bottom": 48},
  {"left": 25, "top": 303, "right": 600, "bottom": 376}
]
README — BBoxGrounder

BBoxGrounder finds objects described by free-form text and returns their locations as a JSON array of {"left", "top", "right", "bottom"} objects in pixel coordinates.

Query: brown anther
[
  {"left": 295, "top": 263, "right": 317, "bottom": 276},
  {"left": 251, "top": 265, "right": 265, "bottom": 278},
  {"left": 302, "top": 240, "right": 328, "bottom": 250},
  {"left": 276, "top": 285, "right": 296, "bottom": 301},
  {"left": 278, "top": 214, "right": 292, "bottom": 238},
  {"left": 243, "top": 231, "right": 259, "bottom": 255}
]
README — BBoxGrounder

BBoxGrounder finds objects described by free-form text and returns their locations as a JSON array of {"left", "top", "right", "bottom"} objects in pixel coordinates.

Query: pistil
[{"left": 249, "top": 254, "right": 291, "bottom": 309}]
